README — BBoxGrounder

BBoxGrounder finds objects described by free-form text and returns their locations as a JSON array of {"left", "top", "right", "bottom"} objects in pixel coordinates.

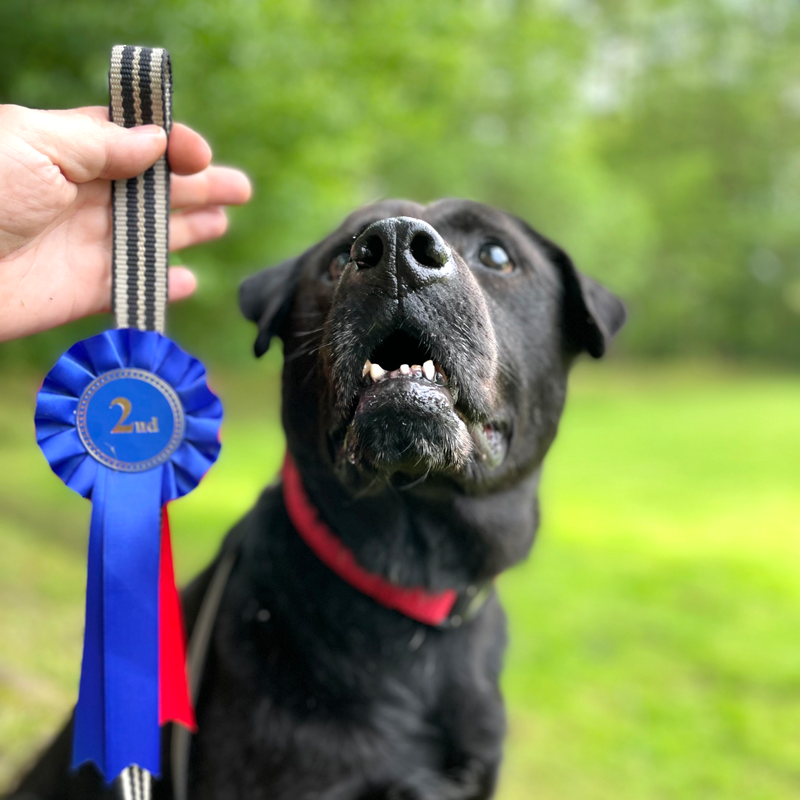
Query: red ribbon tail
[{"left": 159, "top": 506, "right": 197, "bottom": 731}]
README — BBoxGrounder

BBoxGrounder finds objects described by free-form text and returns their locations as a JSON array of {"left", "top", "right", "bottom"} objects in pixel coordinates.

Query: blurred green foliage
[{"left": 1, "top": 0, "right": 799, "bottom": 367}]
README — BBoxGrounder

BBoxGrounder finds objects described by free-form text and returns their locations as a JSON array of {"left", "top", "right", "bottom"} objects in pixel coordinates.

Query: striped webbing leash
[
  {"left": 110, "top": 44, "right": 172, "bottom": 335},
  {"left": 108, "top": 44, "right": 172, "bottom": 800}
]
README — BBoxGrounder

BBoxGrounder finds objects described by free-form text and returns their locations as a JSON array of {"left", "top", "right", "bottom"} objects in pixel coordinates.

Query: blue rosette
[{"left": 34, "top": 329, "right": 222, "bottom": 779}]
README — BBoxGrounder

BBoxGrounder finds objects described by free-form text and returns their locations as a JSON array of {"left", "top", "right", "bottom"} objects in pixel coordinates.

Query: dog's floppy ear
[
  {"left": 515, "top": 218, "right": 626, "bottom": 358},
  {"left": 239, "top": 257, "right": 301, "bottom": 357}
]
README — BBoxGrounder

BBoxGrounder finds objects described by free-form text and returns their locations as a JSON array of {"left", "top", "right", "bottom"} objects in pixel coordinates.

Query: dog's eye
[
  {"left": 328, "top": 250, "right": 350, "bottom": 282},
  {"left": 478, "top": 242, "right": 514, "bottom": 274}
]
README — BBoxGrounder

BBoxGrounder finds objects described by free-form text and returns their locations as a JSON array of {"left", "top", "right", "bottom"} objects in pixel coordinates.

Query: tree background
[{"left": 1, "top": 0, "right": 798, "bottom": 368}]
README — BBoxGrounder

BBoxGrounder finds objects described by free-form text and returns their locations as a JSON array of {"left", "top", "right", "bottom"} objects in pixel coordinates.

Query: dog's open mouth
[
  {"left": 361, "top": 330, "right": 449, "bottom": 389},
  {"left": 333, "top": 329, "right": 507, "bottom": 477}
]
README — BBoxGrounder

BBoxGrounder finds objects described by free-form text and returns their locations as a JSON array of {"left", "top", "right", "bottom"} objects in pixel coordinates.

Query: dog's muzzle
[{"left": 323, "top": 216, "right": 502, "bottom": 479}]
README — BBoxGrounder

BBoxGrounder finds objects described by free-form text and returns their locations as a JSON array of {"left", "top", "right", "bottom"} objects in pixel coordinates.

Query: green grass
[{"left": 1, "top": 361, "right": 798, "bottom": 798}]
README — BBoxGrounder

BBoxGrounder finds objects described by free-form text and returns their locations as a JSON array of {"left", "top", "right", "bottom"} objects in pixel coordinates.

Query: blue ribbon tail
[
  {"left": 73, "top": 467, "right": 107, "bottom": 773},
  {"left": 73, "top": 466, "right": 164, "bottom": 780}
]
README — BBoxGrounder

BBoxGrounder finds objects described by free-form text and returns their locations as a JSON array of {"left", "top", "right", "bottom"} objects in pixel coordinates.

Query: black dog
[{"left": 12, "top": 199, "right": 624, "bottom": 800}]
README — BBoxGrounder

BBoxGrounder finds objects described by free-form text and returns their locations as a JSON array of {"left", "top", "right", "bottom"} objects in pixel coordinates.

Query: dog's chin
[{"left": 340, "top": 379, "right": 473, "bottom": 479}]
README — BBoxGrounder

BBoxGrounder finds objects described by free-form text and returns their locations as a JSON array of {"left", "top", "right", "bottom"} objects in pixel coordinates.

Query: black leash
[{"left": 170, "top": 549, "right": 238, "bottom": 800}]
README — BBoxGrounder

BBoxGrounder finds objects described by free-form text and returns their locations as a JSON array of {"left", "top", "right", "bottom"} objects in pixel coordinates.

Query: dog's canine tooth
[
  {"left": 422, "top": 361, "right": 435, "bottom": 381},
  {"left": 362, "top": 360, "right": 372, "bottom": 378},
  {"left": 370, "top": 363, "right": 386, "bottom": 381},
  {"left": 400, "top": 364, "right": 410, "bottom": 375}
]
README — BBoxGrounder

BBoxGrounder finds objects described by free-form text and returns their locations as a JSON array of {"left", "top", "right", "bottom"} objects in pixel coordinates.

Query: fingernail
[{"left": 129, "top": 124, "right": 165, "bottom": 136}]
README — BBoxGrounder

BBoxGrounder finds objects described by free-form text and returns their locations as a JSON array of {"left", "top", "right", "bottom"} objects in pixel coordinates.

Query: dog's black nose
[{"left": 351, "top": 217, "right": 453, "bottom": 292}]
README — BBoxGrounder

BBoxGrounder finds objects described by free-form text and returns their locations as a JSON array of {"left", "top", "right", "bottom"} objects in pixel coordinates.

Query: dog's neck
[{"left": 289, "top": 450, "right": 541, "bottom": 594}]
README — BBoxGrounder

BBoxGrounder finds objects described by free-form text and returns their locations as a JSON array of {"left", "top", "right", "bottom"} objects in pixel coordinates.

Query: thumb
[{"left": 20, "top": 106, "right": 167, "bottom": 183}]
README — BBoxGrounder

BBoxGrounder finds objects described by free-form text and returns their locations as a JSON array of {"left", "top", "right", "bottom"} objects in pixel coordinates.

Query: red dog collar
[{"left": 281, "top": 454, "right": 492, "bottom": 628}]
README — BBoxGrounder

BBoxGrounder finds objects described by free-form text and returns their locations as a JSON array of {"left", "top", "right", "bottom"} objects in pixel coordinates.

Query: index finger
[{"left": 167, "top": 123, "right": 213, "bottom": 175}]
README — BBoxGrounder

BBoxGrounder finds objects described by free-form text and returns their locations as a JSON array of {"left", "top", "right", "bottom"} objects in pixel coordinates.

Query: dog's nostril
[
  {"left": 409, "top": 231, "right": 448, "bottom": 269},
  {"left": 352, "top": 234, "right": 384, "bottom": 269}
]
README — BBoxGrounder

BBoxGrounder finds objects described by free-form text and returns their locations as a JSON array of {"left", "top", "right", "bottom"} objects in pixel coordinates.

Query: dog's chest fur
[{"left": 185, "top": 486, "right": 507, "bottom": 800}]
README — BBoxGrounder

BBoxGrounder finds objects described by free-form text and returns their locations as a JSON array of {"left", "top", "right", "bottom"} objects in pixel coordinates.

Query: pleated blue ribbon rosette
[{"left": 34, "top": 328, "right": 222, "bottom": 779}]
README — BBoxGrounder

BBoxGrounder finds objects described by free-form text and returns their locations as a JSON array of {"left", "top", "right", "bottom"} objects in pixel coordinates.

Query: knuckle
[
  {"left": 0, "top": 104, "right": 24, "bottom": 124},
  {"left": 0, "top": 105, "right": 38, "bottom": 143},
  {"left": 90, "top": 118, "right": 120, "bottom": 178}
]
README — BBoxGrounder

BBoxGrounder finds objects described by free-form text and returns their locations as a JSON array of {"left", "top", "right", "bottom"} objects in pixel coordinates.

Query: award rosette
[
  {"left": 30, "top": 46, "right": 223, "bottom": 788},
  {"left": 34, "top": 329, "right": 222, "bottom": 778}
]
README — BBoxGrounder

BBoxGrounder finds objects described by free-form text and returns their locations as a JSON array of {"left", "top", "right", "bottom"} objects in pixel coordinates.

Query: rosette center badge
[{"left": 77, "top": 369, "right": 185, "bottom": 472}]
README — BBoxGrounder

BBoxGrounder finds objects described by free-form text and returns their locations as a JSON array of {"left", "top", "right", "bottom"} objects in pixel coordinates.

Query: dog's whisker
[
  {"left": 285, "top": 342, "right": 324, "bottom": 362},
  {"left": 397, "top": 467, "right": 431, "bottom": 491},
  {"left": 292, "top": 328, "right": 325, "bottom": 338},
  {"left": 300, "top": 364, "right": 320, "bottom": 387},
  {"left": 352, "top": 473, "right": 383, "bottom": 499}
]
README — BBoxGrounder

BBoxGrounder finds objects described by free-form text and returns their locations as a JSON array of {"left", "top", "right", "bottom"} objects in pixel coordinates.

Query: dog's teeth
[
  {"left": 362, "top": 360, "right": 372, "bottom": 378},
  {"left": 400, "top": 364, "right": 410, "bottom": 375},
  {"left": 411, "top": 364, "right": 421, "bottom": 373},
  {"left": 370, "top": 363, "right": 386, "bottom": 381},
  {"left": 422, "top": 360, "right": 435, "bottom": 381}
]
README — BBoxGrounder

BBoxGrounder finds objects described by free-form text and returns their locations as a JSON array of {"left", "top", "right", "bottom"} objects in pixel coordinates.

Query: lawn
[{"left": 1, "top": 359, "right": 798, "bottom": 798}]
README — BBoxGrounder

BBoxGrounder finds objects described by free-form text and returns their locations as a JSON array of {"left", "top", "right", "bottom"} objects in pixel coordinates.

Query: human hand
[{"left": 0, "top": 105, "right": 252, "bottom": 341}]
